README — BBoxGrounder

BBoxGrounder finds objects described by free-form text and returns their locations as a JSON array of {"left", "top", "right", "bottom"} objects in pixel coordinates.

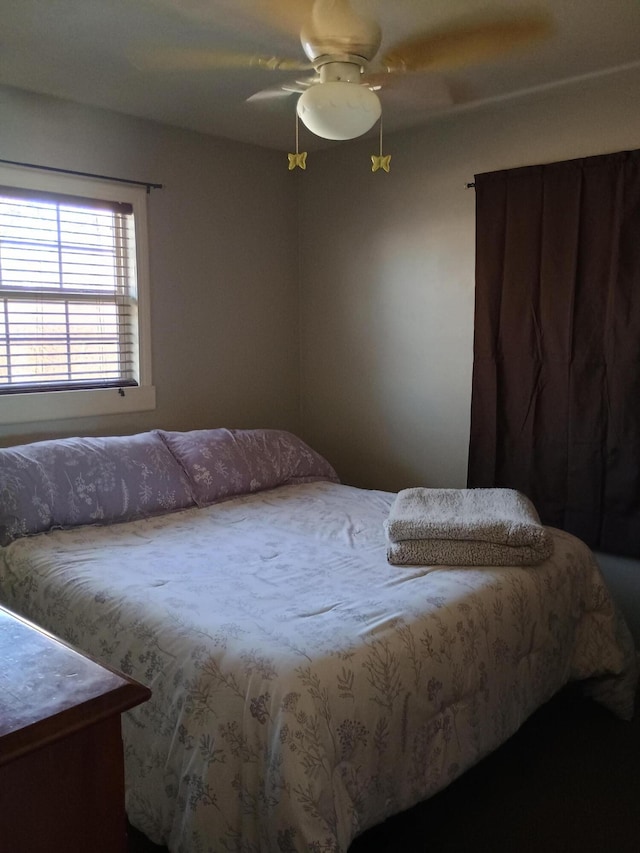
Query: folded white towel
[{"left": 385, "top": 488, "right": 553, "bottom": 566}]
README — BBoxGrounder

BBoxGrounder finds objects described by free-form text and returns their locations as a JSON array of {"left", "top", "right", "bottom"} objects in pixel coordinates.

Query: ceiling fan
[{"left": 146, "top": 0, "right": 553, "bottom": 141}]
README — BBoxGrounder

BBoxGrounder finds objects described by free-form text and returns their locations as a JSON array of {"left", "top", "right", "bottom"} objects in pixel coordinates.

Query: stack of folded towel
[{"left": 384, "top": 487, "right": 553, "bottom": 567}]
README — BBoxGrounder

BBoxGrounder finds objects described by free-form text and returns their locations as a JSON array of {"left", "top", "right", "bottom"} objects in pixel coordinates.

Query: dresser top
[{"left": 0, "top": 605, "right": 150, "bottom": 764}]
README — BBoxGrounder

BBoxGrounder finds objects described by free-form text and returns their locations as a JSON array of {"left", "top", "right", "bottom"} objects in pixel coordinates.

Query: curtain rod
[
  {"left": 466, "top": 182, "right": 476, "bottom": 189},
  {"left": 0, "top": 157, "right": 163, "bottom": 193}
]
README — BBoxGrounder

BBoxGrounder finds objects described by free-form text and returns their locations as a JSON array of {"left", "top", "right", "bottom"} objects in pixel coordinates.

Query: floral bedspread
[{"left": 0, "top": 482, "right": 635, "bottom": 852}]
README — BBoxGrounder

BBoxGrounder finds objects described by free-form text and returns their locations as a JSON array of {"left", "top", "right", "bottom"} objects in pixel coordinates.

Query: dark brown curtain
[{"left": 468, "top": 149, "right": 640, "bottom": 557}]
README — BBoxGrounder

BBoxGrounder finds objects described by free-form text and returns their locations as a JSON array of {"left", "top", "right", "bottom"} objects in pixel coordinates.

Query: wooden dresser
[{"left": 0, "top": 604, "right": 151, "bottom": 852}]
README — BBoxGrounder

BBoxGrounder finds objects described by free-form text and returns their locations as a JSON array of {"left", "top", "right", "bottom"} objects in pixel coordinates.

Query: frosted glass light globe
[{"left": 296, "top": 82, "right": 381, "bottom": 141}]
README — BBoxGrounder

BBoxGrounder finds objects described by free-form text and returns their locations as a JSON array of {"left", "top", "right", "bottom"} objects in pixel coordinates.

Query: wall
[
  {"left": 0, "top": 85, "right": 301, "bottom": 444},
  {"left": 299, "top": 63, "right": 640, "bottom": 489},
  {"left": 298, "top": 64, "right": 640, "bottom": 644}
]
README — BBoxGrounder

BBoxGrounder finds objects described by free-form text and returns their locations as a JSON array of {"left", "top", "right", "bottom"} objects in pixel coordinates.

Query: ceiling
[{"left": 1, "top": 0, "right": 640, "bottom": 152}]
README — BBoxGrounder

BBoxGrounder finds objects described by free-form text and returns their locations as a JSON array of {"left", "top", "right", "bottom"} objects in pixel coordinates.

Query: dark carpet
[{"left": 128, "top": 685, "right": 640, "bottom": 853}]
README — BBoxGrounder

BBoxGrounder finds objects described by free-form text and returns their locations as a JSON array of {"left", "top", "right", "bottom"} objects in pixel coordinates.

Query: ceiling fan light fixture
[{"left": 296, "top": 81, "right": 381, "bottom": 140}]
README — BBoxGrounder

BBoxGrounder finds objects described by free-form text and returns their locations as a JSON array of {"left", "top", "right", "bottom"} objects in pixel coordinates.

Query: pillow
[
  {"left": 155, "top": 428, "right": 339, "bottom": 507},
  {"left": 0, "top": 432, "right": 196, "bottom": 545}
]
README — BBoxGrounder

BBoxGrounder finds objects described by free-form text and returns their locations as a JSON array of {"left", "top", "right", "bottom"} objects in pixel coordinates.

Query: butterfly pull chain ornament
[
  {"left": 371, "top": 118, "right": 391, "bottom": 173},
  {"left": 288, "top": 115, "right": 308, "bottom": 170}
]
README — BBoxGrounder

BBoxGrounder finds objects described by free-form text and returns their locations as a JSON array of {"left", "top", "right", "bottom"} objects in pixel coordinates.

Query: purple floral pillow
[
  {"left": 155, "top": 428, "right": 339, "bottom": 507},
  {"left": 0, "top": 432, "right": 196, "bottom": 545}
]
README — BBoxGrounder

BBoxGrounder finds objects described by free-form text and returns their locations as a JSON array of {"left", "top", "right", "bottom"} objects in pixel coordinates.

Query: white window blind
[{"left": 0, "top": 185, "right": 139, "bottom": 394}]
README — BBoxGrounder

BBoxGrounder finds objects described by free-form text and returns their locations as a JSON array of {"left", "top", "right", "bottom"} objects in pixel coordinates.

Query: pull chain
[
  {"left": 288, "top": 113, "right": 308, "bottom": 170},
  {"left": 371, "top": 117, "right": 391, "bottom": 173}
]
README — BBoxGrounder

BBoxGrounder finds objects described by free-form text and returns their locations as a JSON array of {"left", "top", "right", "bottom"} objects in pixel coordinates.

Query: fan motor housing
[
  {"left": 318, "top": 60, "right": 363, "bottom": 83},
  {"left": 300, "top": 19, "right": 382, "bottom": 64}
]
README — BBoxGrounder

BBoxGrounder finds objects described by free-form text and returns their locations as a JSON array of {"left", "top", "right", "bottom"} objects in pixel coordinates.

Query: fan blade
[
  {"left": 247, "top": 87, "right": 296, "bottom": 102},
  {"left": 259, "top": 0, "right": 315, "bottom": 36},
  {"left": 152, "top": 0, "right": 314, "bottom": 39},
  {"left": 133, "top": 47, "right": 312, "bottom": 72},
  {"left": 362, "top": 71, "right": 454, "bottom": 111},
  {"left": 247, "top": 75, "right": 318, "bottom": 102},
  {"left": 382, "top": 12, "right": 554, "bottom": 73}
]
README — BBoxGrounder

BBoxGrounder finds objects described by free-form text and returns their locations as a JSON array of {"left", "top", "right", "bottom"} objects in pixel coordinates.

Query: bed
[{"left": 0, "top": 429, "right": 636, "bottom": 852}]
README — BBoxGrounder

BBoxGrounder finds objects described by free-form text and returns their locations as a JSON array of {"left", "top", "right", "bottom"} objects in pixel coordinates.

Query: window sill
[{"left": 0, "top": 385, "right": 156, "bottom": 425}]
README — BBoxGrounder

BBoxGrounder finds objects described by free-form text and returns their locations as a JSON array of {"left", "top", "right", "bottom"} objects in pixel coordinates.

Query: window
[{"left": 0, "top": 165, "right": 154, "bottom": 424}]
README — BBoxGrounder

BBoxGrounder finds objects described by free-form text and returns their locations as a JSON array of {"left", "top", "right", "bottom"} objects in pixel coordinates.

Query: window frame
[{"left": 0, "top": 164, "right": 155, "bottom": 425}]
